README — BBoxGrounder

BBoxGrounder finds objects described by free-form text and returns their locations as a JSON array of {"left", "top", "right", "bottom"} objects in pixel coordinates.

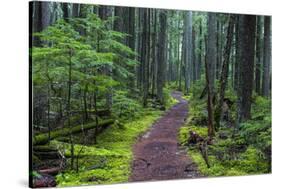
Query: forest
[{"left": 30, "top": 1, "right": 272, "bottom": 187}]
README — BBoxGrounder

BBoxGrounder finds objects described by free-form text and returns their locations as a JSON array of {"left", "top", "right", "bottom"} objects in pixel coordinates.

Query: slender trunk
[
  {"left": 198, "top": 19, "right": 203, "bottom": 79},
  {"left": 93, "top": 82, "right": 99, "bottom": 144},
  {"left": 72, "top": 3, "right": 80, "bottom": 17},
  {"left": 47, "top": 83, "right": 51, "bottom": 144},
  {"left": 183, "top": 11, "right": 192, "bottom": 93},
  {"left": 151, "top": 10, "right": 157, "bottom": 95},
  {"left": 157, "top": 10, "right": 167, "bottom": 104},
  {"left": 262, "top": 16, "right": 271, "bottom": 97},
  {"left": 206, "top": 13, "right": 217, "bottom": 137},
  {"left": 67, "top": 49, "right": 74, "bottom": 170},
  {"left": 234, "top": 17, "right": 240, "bottom": 91},
  {"left": 255, "top": 16, "right": 262, "bottom": 94},
  {"left": 62, "top": 3, "right": 69, "bottom": 21},
  {"left": 214, "top": 15, "right": 235, "bottom": 130},
  {"left": 83, "top": 84, "right": 88, "bottom": 121}
]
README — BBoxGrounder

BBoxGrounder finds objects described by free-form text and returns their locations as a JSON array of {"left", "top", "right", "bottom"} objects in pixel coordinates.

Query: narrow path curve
[{"left": 130, "top": 91, "right": 201, "bottom": 182}]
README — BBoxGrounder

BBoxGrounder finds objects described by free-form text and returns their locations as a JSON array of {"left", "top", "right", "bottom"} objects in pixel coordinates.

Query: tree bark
[
  {"left": 183, "top": 11, "right": 193, "bottom": 93},
  {"left": 262, "top": 16, "right": 271, "bottom": 97},
  {"left": 72, "top": 3, "right": 80, "bottom": 17},
  {"left": 156, "top": 10, "right": 167, "bottom": 104},
  {"left": 238, "top": 15, "right": 256, "bottom": 121},
  {"left": 214, "top": 15, "right": 235, "bottom": 130},
  {"left": 62, "top": 3, "right": 69, "bottom": 21},
  {"left": 255, "top": 16, "right": 262, "bottom": 94},
  {"left": 206, "top": 13, "right": 217, "bottom": 137}
]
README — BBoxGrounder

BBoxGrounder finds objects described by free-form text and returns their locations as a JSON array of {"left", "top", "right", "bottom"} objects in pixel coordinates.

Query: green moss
[
  {"left": 182, "top": 95, "right": 191, "bottom": 101},
  {"left": 33, "top": 119, "right": 114, "bottom": 145},
  {"left": 163, "top": 87, "right": 179, "bottom": 109},
  {"left": 55, "top": 109, "right": 161, "bottom": 187}
]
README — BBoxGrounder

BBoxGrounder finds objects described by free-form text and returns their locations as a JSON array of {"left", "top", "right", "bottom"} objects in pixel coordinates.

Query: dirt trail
[{"left": 130, "top": 91, "right": 201, "bottom": 182}]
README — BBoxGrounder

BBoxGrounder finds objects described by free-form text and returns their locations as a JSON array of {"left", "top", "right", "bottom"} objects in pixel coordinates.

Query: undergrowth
[
  {"left": 179, "top": 79, "right": 271, "bottom": 177},
  {"left": 53, "top": 91, "right": 178, "bottom": 186}
]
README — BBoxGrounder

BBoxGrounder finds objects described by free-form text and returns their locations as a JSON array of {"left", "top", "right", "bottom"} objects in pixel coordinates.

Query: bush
[
  {"left": 112, "top": 90, "right": 143, "bottom": 121},
  {"left": 237, "top": 146, "right": 268, "bottom": 173},
  {"left": 163, "top": 87, "right": 178, "bottom": 108}
]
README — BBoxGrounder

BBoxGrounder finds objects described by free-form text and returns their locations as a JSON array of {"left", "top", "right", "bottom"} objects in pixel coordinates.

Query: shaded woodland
[{"left": 30, "top": 1, "right": 271, "bottom": 187}]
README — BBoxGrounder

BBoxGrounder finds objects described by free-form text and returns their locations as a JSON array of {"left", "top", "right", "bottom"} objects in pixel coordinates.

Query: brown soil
[{"left": 130, "top": 91, "right": 201, "bottom": 182}]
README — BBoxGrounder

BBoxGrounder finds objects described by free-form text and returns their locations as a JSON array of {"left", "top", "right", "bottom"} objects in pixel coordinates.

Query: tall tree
[
  {"left": 255, "top": 16, "right": 263, "bottom": 94},
  {"left": 234, "top": 16, "right": 240, "bottom": 91},
  {"left": 262, "top": 16, "right": 271, "bottom": 97},
  {"left": 183, "top": 11, "right": 193, "bottom": 93},
  {"left": 237, "top": 15, "right": 256, "bottom": 122},
  {"left": 151, "top": 9, "right": 158, "bottom": 96},
  {"left": 62, "top": 3, "right": 69, "bottom": 20},
  {"left": 143, "top": 9, "right": 150, "bottom": 107},
  {"left": 72, "top": 3, "right": 80, "bottom": 17},
  {"left": 198, "top": 17, "right": 203, "bottom": 80},
  {"left": 214, "top": 15, "right": 235, "bottom": 130},
  {"left": 156, "top": 10, "right": 167, "bottom": 104},
  {"left": 206, "top": 13, "right": 217, "bottom": 137}
]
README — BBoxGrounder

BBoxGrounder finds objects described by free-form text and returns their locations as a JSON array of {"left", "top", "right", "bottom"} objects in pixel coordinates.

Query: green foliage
[
  {"left": 32, "top": 12, "right": 139, "bottom": 135},
  {"left": 236, "top": 146, "right": 268, "bottom": 173},
  {"left": 112, "top": 90, "right": 143, "bottom": 121},
  {"left": 163, "top": 87, "right": 179, "bottom": 109}
]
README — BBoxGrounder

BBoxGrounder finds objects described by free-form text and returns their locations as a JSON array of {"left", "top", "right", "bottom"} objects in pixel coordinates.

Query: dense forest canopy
[{"left": 30, "top": 1, "right": 271, "bottom": 187}]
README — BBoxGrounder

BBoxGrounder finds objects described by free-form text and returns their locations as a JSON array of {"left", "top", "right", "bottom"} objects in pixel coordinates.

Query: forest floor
[{"left": 130, "top": 91, "right": 201, "bottom": 182}]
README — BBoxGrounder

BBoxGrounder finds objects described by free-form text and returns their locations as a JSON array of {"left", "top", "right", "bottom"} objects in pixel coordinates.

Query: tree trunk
[
  {"left": 62, "top": 3, "right": 69, "bottom": 21},
  {"left": 206, "top": 13, "right": 217, "bottom": 137},
  {"left": 255, "top": 16, "right": 262, "bottom": 94},
  {"left": 238, "top": 15, "right": 256, "bottom": 121},
  {"left": 72, "top": 3, "right": 80, "bottom": 17},
  {"left": 140, "top": 9, "right": 148, "bottom": 107},
  {"left": 183, "top": 11, "right": 192, "bottom": 93},
  {"left": 143, "top": 9, "right": 150, "bottom": 107},
  {"left": 214, "top": 15, "right": 235, "bottom": 130},
  {"left": 198, "top": 18, "right": 203, "bottom": 79},
  {"left": 262, "top": 16, "right": 271, "bottom": 97},
  {"left": 234, "top": 17, "right": 240, "bottom": 91},
  {"left": 66, "top": 49, "right": 74, "bottom": 170},
  {"left": 151, "top": 10, "right": 158, "bottom": 95},
  {"left": 156, "top": 10, "right": 167, "bottom": 104}
]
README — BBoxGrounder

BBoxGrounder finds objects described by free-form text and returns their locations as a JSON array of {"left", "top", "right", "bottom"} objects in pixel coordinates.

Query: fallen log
[
  {"left": 38, "top": 167, "right": 61, "bottom": 176},
  {"left": 33, "top": 119, "right": 114, "bottom": 145},
  {"left": 34, "top": 151, "right": 60, "bottom": 160},
  {"left": 73, "top": 109, "right": 111, "bottom": 117},
  {"left": 33, "top": 145, "right": 58, "bottom": 152}
]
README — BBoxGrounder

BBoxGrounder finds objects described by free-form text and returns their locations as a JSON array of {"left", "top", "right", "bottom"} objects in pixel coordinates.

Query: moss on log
[
  {"left": 33, "top": 145, "right": 58, "bottom": 152},
  {"left": 34, "top": 151, "right": 61, "bottom": 159},
  {"left": 33, "top": 119, "right": 114, "bottom": 145}
]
